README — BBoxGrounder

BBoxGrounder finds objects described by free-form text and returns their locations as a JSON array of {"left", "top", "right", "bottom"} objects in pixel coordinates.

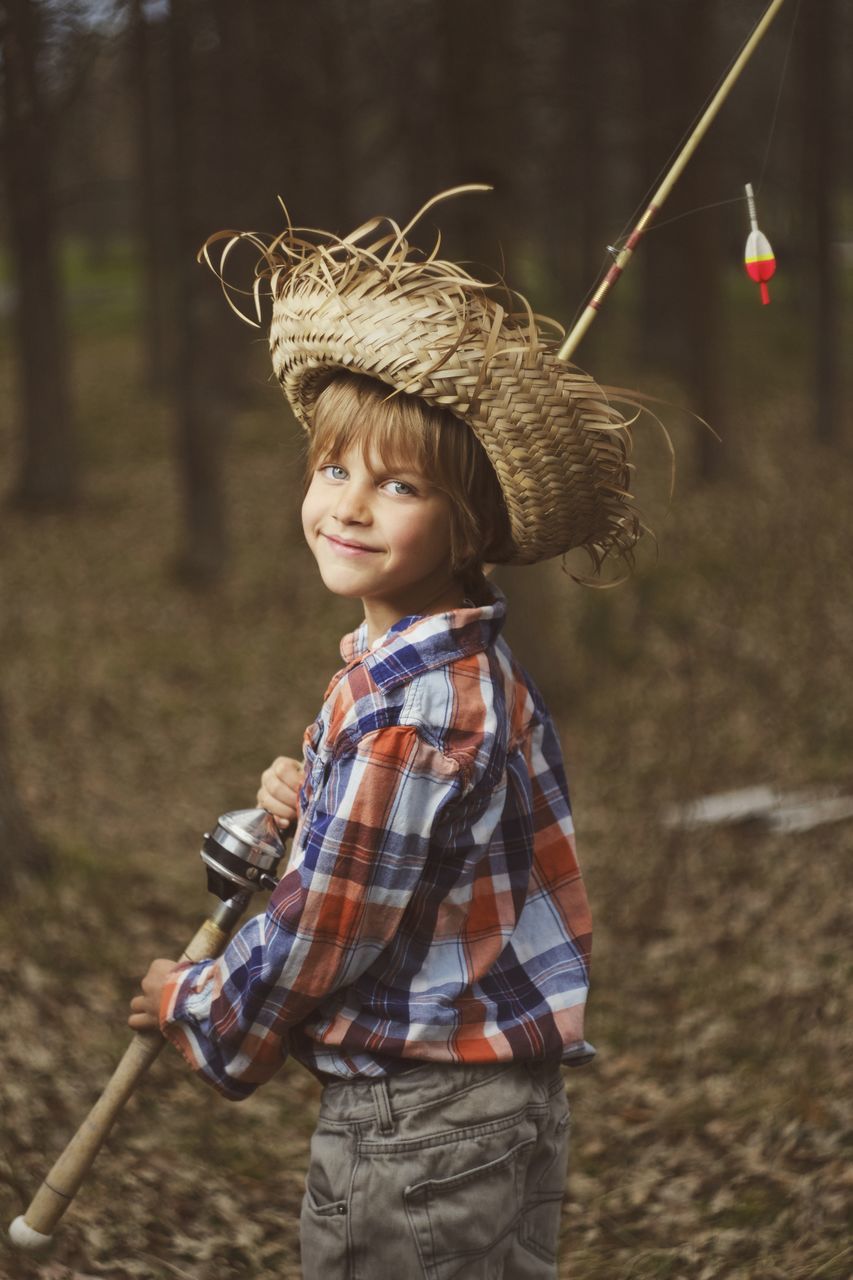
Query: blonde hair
[{"left": 307, "top": 374, "right": 512, "bottom": 592}]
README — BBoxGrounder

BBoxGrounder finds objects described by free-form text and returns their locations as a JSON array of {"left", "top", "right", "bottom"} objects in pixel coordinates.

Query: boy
[{"left": 130, "top": 189, "right": 640, "bottom": 1277}]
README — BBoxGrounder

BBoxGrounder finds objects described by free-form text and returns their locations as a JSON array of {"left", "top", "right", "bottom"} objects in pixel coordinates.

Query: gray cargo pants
[{"left": 300, "top": 1058, "right": 571, "bottom": 1279}]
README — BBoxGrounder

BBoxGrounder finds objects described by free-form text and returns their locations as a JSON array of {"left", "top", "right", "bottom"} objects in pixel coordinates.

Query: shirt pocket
[{"left": 299, "top": 717, "right": 326, "bottom": 812}]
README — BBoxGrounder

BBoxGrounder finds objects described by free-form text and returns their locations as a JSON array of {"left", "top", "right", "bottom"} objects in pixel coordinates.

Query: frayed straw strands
[{"left": 201, "top": 185, "right": 643, "bottom": 572}]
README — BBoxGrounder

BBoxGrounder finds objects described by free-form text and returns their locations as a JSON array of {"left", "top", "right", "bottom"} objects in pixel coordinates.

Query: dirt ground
[{"left": 0, "top": 331, "right": 851, "bottom": 1279}]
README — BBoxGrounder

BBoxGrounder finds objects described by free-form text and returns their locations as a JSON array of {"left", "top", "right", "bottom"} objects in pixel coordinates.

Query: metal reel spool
[{"left": 200, "top": 808, "right": 287, "bottom": 901}]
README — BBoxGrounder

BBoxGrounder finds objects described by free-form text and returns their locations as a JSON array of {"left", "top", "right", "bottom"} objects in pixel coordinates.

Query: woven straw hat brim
[{"left": 205, "top": 188, "right": 639, "bottom": 569}]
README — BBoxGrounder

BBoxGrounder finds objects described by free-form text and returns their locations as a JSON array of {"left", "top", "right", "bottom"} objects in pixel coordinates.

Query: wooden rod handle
[{"left": 9, "top": 905, "right": 240, "bottom": 1250}]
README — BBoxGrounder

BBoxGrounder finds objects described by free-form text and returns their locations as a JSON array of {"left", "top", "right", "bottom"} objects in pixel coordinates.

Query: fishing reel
[{"left": 200, "top": 808, "right": 289, "bottom": 902}]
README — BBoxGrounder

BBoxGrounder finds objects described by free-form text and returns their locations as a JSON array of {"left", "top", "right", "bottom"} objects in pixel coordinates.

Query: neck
[{"left": 364, "top": 579, "right": 466, "bottom": 646}]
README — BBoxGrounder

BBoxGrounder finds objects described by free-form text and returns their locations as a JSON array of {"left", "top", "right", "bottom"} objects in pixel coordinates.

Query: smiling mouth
[{"left": 321, "top": 533, "right": 380, "bottom": 555}]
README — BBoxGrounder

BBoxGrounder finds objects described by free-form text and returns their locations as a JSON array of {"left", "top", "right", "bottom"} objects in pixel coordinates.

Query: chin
[{"left": 316, "top": 567, "right": 367, "bottom": 601}]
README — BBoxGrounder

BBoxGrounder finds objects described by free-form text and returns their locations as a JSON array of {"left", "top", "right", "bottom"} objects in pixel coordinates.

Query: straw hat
[{"left": 204, "top": 186, "right": 640, "bottom": 570}]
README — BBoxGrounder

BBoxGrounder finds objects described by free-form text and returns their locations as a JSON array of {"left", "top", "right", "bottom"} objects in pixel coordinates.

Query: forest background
[{"left": 0, "top": 1, "right": 851, "bottom": 1278}]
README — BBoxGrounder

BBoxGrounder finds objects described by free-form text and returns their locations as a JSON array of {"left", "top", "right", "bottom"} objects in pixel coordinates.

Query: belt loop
[{"left": 371, "top": 1079, "right": 395, "bottom": 1135}]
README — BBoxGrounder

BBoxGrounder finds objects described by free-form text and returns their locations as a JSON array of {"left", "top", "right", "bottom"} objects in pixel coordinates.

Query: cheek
[
  {"left": 392, "top": 509, "right": 453, "bottom": 564},
  {"left": 301, "top": 482, "right": 322, "bottom": 539}
]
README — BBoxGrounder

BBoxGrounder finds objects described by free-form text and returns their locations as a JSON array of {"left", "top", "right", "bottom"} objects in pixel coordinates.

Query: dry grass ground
[{"left": 0, "top": 320, "right": 851, "bottom": 1280}]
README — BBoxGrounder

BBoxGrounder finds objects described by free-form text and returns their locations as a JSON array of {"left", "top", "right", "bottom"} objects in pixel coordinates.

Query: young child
[{"left": 129, "top": 189, "right": 640, "bottom": 1278}]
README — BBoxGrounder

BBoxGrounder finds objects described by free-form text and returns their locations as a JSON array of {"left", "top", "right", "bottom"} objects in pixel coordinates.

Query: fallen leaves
[{"left": 0, "top": 346, "right": 851, "bottom": 1279}]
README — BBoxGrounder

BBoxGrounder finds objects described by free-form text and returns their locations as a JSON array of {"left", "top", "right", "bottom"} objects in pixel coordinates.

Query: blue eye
[
  {"left": 321, "top": 464, "right": 347, "bottom": 480},
  {"left": 385, "top": 480, "right": 415, "bottom": 496}
]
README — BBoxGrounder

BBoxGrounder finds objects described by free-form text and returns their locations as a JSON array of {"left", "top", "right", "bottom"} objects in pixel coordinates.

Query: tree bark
[
  {"left": 127, "top": 0, "right": 170, "bottom": 393},
  {"left": 1, "top": 0, "right": 77, "bottom": 510},
  {"left": 571, "top": 0, "right": 608, "bottom": 372},
  {"left": 636, "top": 0, "right": 688, "bottom": 377},
  {"left": 0, "top": 693, "right": 49, "bottom": 894},
  {"left": 635, "top": 0, "right": 725, "bottom": 475},
  {"left": 681, "top": 1, "right": 725, "bottom": 481},
  {"left": 801, "top": 0, "right": 841, "bottom": 444},
  {"left": 436, "top": 0, "right": 515, "bottom": 261},
  {"left": 165, "top": 0, "right": 230, "bottom": 585}
]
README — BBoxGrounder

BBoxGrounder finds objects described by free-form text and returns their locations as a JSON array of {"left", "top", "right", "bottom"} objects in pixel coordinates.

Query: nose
[{"left": 333, "top": 478, "right": 371, "bottom": 525}]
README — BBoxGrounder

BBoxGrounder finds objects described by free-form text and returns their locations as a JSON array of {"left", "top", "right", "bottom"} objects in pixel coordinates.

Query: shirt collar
[{"left": 337, "top": 587, "right": 506, "bottom": 693}]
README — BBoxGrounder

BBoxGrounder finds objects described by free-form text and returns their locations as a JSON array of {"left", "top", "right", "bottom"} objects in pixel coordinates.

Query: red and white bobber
[{"left": 744, "top": 182, "right": 776, "bottom": 305}]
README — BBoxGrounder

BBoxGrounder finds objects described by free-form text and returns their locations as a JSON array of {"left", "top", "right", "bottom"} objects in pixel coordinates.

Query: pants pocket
[
  {"left": 404, "top": 1135, "right": 536, "bottom": 1280},
  {"left": 300, "top": 1123, "right": 353, "bottom": 1278},
  {"left": 519, "top": 1100, "right": 571, "bottom": 1263},
  {"left": 300, "top": 1184, "right": 349, "bottom": 1277}
]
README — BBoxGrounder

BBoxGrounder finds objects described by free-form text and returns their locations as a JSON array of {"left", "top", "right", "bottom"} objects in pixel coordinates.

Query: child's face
[{"left": 302, "top": 441, "right": 461, "bottom": 638}]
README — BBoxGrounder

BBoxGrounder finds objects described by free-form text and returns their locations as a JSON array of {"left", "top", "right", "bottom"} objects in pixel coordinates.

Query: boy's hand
[
  {"left": 128, "top": 958, "right": 179, "bottom": 1033},
  {"left": 257, "top": 755, "right": 304, "bottom": 829}
]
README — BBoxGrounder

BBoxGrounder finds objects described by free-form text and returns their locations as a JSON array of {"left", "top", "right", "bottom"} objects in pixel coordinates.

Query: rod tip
[{"left": 9, "top": 1215, "right": 54, "bottom": 1252}]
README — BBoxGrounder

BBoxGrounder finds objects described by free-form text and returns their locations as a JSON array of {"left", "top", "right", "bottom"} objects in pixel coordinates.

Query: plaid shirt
[{"left": 161, "top": 590, "right": 593, "bottom": 1099}]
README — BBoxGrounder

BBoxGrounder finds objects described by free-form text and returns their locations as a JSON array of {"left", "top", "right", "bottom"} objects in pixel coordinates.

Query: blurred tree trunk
[
  {"left": 801, "top": 0, "right": 840, "bottom": 444},
  {"left": 252, "top": 0, "right": 311, "bottom": 220},
  {"left": 437, "top": 0, "right": 515, "bottom": 259},
  {"left": 337, "top": 0, "right": 407, "bottom": 219},
  {"left": 166, "top": 0, "right": 231, "bottom": 585},
  {"left": 510, "top": 0, "right": 606, "bottom": 348},
  {"left": 636, "top": 0, "right": 724, "bottom": 476},
  {"left": 0, "top": 694, "right": 48, "bottom": 893},
  {"left": 386, "top": 0, "right": 435, "bottom": 210},
  {"left": 636, "top": 0, "right": 687, "bottom": 377},
  {"left": 206, "top": 0, "right": 259, "bottom": 402},
  {"left": 572, "top": 0, "right": 609, "bottom": 374},
  {"left": 1, "top": 0, "right": 77, "bottom": 510},
  {"left": 128, "top": 0, "right": 169, "bottom": 393},
  {"left": 682, "top": 0, "right": 725, "bottom": 480},
  {"left": 575, "top": 0, "right": 605, "bottom": 274}
]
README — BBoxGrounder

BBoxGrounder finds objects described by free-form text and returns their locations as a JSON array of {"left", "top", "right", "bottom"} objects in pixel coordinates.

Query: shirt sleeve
[{"left": 160, "top": 724, "right": 462, "bottom": 1099}]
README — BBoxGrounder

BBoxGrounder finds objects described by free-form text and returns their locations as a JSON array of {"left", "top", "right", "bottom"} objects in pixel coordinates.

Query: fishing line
[
  {"left": 567, "top": 0, "right": 798, "bottom": 330},
  {"left": 635, "top": 0, "right": 801, "bottom": 241},
  {"left": 609, "top": 0, "right": 801, "bottom": 250},
  {"left": 565, "top": 5, "right": 774, "bottom": 329},
  {"left": 614, "top": 0, "right": 800, "bottom": 246},
  {"left": 756, "top": 0, "right": 803, "bottom": 194},
  {"left": 607, "top": 2, "right": 773, "bottom": 254},
  {"left": 641, "top": 194, "right": 749, "bottom": 236}
]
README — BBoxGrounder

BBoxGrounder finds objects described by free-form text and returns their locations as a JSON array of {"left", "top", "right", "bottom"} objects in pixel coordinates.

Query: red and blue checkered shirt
[{"left": 161, "top": 590, "right": 593, "bottom": 1098}]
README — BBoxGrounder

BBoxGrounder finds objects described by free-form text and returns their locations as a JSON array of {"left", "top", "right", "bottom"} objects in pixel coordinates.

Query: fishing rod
[{"left": 558, "top": 0, "right": 788, "bottom": 363}]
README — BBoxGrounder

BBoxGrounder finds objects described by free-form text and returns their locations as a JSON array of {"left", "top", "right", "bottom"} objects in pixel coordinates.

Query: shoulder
[
  {"left": 317, "top": 603, "right": 549, "bottom": 788},
  {"left": 309, "top": 662, "right": 464, "bottom": 796},
  {"left": 398, "top": 639, "right": 543, "bottom": 789},
  {"left": 317, "top": 658, "right": 401, "bottom": 756}
]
